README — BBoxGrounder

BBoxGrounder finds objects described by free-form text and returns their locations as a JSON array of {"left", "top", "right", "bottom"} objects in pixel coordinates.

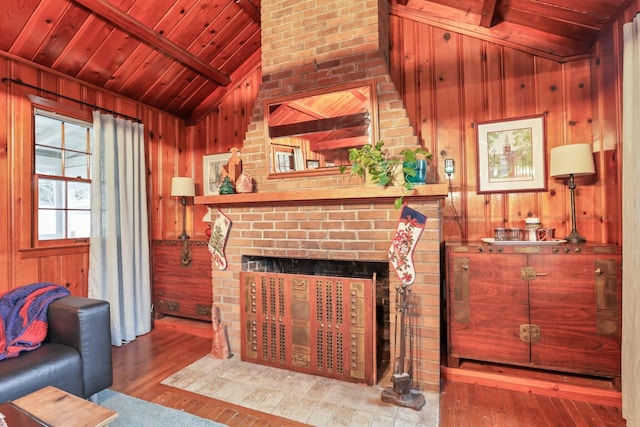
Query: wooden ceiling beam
[
  {"left": 235, "top": 0, "right": 261, "bottom": 24},
  {"left": 479, "top": 0, "right": 498, "bottom": 28},
  {"left": 71, "top": 0, "right": 231, "bottom": 86},
  {"left": 268, "top": 112, "right": 370, "bottom": 139},
  {"left": 391, "top": 2, "right": 590, "bottom": 62},
  {"left": 309, "top": 136, "right": 370, "bottom": 152}
]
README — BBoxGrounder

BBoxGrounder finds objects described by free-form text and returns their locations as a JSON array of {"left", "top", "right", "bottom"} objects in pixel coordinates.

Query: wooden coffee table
[{"left": 13, "top": 386, "right": 118, "bottom": 426}]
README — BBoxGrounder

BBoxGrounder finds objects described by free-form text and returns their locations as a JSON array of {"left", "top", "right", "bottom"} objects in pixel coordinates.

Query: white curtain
[
  {"left": 622, "top": 15, "right": 640, "bottom": 426},
  {"left": 88, "top": 111, "right": 152, "bottom": 346}
]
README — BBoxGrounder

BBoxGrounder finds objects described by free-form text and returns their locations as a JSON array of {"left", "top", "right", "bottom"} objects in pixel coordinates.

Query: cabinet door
[
  {"left": 528, "top": 253, "right": 621, "bottom": 376},
  {"left": 447, "top": 250, "right": 530, "bottom": 365},
  {"left": 240, "top": 272, "right": 291, "bottom": 366}
]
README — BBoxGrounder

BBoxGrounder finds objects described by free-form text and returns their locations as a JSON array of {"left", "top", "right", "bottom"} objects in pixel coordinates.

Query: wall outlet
[{"left": 444, "top": 158, "right": 455, "bottom": 174}]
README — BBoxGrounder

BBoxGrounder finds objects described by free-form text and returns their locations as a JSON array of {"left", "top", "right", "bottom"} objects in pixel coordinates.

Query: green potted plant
[{"left": 340, "top": 140, "right": 432, "bottom": 208}]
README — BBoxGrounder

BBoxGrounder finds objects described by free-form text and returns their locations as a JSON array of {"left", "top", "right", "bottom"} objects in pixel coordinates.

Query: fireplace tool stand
[{"left": 381, "top": 284, "right": 425, "bottom": 410}]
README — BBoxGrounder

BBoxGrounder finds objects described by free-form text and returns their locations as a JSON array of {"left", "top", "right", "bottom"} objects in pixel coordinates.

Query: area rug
[
  {"left": 96, "top": 389, "right": 227, "bottom": 427},
  {"left": 162, "top": 355, "right": 439, "bottom": 427}
]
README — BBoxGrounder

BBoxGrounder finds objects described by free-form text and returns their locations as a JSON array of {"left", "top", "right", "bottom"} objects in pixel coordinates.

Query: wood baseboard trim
[
  {"left": 442, "top": 366, "right": 622, "bottom": 408},
  {"left": 153, "top": 316, "right": 213, "bottom": 339}
]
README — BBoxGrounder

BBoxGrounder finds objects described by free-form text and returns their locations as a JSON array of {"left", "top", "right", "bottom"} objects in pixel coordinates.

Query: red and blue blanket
[{"left": 0, "top": 283, "right": 70, "bottom": 360}]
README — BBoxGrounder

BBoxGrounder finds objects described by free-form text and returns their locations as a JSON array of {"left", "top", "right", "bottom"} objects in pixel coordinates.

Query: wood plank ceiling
[{"left": 0, "top": 0, "right": 630, "bottom": 124}]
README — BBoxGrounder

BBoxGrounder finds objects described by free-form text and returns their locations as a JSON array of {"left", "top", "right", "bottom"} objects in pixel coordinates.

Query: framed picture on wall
[
  {"left": 476, "top": 114, "right": 547, "bottom": 194},
  {"left": 306, "top": 159, "right": 320, "bottom": 169},
  {"left": 203, "top": 153, "right": 231, "bottom": 196}
]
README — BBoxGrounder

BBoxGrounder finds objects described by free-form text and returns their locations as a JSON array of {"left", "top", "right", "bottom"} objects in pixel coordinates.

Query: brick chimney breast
[
  {"left": 262, "top": 0, "right": 389, "bottom": 75},
  {"left": 211, "top": 0, "right": 442, "bottom": 394},
  {"left": 242, "top": 0, "right": 418, "bottom": 192}
]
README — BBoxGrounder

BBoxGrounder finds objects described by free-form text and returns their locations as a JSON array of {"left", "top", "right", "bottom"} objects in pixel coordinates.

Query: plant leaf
[{"left": 394, "top": 197, "right": 403, "bottom": 209}]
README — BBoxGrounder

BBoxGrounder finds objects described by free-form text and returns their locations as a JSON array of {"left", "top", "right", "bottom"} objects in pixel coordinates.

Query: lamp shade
[
  {"left": 549, "top": 143, "right": 595, "bottom": 178},
  {"left": 170, "top": 177, "right": 195, "bottom": 197}
]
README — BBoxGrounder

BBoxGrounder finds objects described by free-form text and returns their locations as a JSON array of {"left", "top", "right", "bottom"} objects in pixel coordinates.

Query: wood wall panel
[
  {"left": 147, "top": 109, "right": 162, "bottom": 238},
  {"left": 534, "top": 58, "right": 563, "bottom": 234},
  {"left": 502, "top": 49, "right": 535, "bottom": 117},
  {"left": 14, "top": 258, "right": 39, "bottom": 289},
  {"left": 36, "top": 253, "right": 87, "bottom": 296},
  {"left": 13, "top": 64, "right": 38, "bottom": 254},
  {"left": 460, "top": 38, "right": 486, "bottom": 240},
  {"left": 399, "top": 18, "right": 420, "bottom": 142},
  {"left": 432, "top": 28, "right": 465, "bottom": 239},
  {"left": 0, "top": 57, "right": 8, "bottom": 291},
  {"left": 500, "top": 49, "right": 537, "bottom": 234}
]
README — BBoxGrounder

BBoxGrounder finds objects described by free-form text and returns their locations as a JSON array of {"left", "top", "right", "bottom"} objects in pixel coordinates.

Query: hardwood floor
[
  {"left": 439, "top": 380, "right": 625, "bottom": 427},
  {"left": 111, "top": 320, "right": 627, "bottom": 426},
  {"left": 111, "top": 322, "right": 306, "bottom": 426}
]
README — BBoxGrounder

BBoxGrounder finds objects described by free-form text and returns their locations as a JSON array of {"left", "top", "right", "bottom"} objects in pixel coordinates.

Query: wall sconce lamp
[
  {"left": 171, "top": 177, "right": 196, "bottom": 240},
  {"left": 549, "top": 143, "right": 596, "bottom": 243}
]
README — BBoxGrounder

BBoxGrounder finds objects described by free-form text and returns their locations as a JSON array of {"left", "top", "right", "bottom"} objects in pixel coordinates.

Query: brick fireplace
[{"left": 195, "top": 0, "right": 447, "bottom": 393}]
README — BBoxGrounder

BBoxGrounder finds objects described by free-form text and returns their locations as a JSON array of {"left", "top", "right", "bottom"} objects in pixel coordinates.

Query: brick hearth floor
[{"left": 162, "top": 356, "right": 439, "bottom": 426}]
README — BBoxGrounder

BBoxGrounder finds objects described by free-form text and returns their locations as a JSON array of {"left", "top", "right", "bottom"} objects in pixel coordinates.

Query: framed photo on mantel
[
  {"left": 476, "top": 114, "right": 547, "bottom": 194},
  {"left": 203, "top": 153, "right": 231, "bottom": 196}
]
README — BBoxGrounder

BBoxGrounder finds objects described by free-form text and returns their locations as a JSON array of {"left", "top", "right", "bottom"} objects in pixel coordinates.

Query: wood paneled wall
[
  {"left": 389, "top": 15, "right": 621, "bottom": 244},
  {"left": 0, "top": 54, "right": 188, "bottom": 295},
  {"left": 186, "top": 67, "right": 261, "bottom": 230}
]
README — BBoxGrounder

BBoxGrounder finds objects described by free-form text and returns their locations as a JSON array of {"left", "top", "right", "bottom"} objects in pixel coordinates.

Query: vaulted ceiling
[{"left": 0, "top": 0, "right": 630, "bottom": 124}]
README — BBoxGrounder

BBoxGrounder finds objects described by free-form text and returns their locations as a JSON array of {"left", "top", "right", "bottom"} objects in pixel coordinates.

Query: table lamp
[
  {"left": 171, "top": 177, "right": 195, "bottom": 240},
  {"left": 549, "top": 143, "right": 595, "bottom": 243}
]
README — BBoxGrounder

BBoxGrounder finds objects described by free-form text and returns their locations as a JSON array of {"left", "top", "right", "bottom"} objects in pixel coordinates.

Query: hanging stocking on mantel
[
  {"left": 208, "top": 209, "right": 231, "bottom": 270},
  {"left": 388, "top": 205, "right": 427, "bottom": 286},
  {"left": 383, "top": 204, "right": 427, "bottom": 410}
]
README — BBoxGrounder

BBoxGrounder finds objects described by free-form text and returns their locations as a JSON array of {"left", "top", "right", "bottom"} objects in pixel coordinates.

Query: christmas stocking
[
  {"left": 388, "top": 206, "right": 427, "bottom": 285},
  {"left": 209, "top": 209, "right": 231, "bottom": 270}
]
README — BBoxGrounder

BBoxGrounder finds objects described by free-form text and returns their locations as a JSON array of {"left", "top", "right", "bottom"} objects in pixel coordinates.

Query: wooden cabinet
[
  {"left": 445, "top": 242, "right": 622, "bottom": 379},
  {"left": 239, "top": 271, "right": 375, "bottom": 385},
  {"left": 152, "top": 240, "right": 212, "bottom": 321}
]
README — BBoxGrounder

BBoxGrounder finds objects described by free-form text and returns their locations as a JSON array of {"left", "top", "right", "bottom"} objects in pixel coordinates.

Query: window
[
  {"left": 271, "top": 144, "right": 302, "bottom": 172},
  {"left": 275, "top": 148, "right": 295, "bottom": 172},
  {"left": 34, "top": 109, "right": 93, "bottom": 243}
]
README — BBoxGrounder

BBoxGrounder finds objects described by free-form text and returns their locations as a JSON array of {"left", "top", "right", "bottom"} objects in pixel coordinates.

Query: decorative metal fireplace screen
[{"left": 240, "top": 271, "right": 375, "bottom": 385}]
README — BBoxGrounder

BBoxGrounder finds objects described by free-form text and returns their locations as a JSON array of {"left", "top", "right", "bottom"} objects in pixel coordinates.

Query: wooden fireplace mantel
[{"left": 195, "top": 183, "right": 448, "bottom": 207}]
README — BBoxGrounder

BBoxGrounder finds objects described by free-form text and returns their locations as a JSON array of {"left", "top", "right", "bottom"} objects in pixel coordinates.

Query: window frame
[{"left": 30, "top": 97, "right": 93, "bottom": 248}]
